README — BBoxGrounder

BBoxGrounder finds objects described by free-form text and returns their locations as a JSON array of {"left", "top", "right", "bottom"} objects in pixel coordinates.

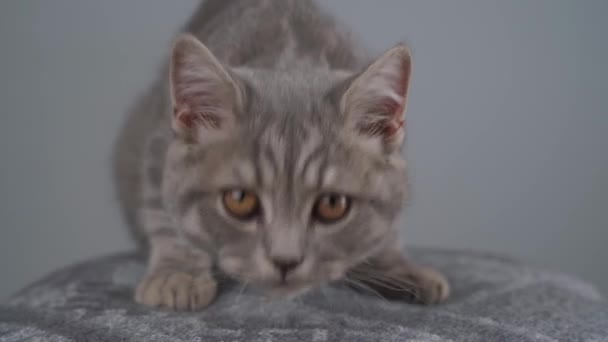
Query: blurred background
[{"left": 0, "top": 0, "right": 607, "bottom": 300}]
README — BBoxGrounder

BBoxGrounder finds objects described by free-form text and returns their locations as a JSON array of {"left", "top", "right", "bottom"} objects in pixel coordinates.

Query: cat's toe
[
  {"left": 410, "top": 266, "right": 450, "bottom": 305},
  {"left": 135, "top": 270, "right": 217, "bottom": 311}
]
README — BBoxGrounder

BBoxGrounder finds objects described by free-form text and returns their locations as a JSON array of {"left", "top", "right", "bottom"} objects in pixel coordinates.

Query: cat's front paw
[
  {"left": 355, "top": 265, "right": 450, "bottom": 305},
  {"left": 405, "top": 266, "right": 450, "bottom": 305},
  {"left": 135, "top": 269, "right": 217, "bottom": 311}
]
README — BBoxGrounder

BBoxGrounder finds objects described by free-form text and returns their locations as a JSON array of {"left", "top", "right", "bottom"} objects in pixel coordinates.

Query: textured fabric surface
[{"left": 1, "top": 249, "right": 607, "bottom": 342}]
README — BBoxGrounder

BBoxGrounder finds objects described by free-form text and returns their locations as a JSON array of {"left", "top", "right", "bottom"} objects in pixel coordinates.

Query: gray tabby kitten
[{"left": 113, "top": 0, "right": 449, "bottom": 311}]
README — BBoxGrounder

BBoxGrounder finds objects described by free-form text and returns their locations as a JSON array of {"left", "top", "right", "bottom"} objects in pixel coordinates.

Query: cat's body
[{"left": 114, "top": 0, "right": 449, "bottom": 310}]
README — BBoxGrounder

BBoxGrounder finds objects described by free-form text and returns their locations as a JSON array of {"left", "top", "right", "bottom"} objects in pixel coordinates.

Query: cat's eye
[
  {"left": 313, "top": 193, "right": 351, "bottom": 224},
  {"left": 222, "top": 189, "right": 260, "bottom": 220}
]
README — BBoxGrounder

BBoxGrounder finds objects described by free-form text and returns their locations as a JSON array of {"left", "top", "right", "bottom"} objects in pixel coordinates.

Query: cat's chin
[
  {"left": 266, "top": 282, "right": 314, "bottom": 298},
  {"left": 226, "top": 272, "right": 318, "bottom": 298},
  {"left": 243, "top": 277, "right": 320, "bottom": 298}
]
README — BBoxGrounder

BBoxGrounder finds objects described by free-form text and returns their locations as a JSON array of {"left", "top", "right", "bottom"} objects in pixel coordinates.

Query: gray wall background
[{"left": 1, "top": 0, "right": 606, "bottom": 300}]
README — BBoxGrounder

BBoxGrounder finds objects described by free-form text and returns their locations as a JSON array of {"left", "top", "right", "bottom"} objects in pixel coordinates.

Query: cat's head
[{"left": 163, "top": 35, "right": 411, "bottom": 295}]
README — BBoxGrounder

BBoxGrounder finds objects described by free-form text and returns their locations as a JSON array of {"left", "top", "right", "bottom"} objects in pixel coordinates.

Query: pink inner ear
[
  {"left": 382, "top": 86, "right": 406, "bottom": 137},
  {"left": 355, "top": 52, "right": 410, "bottom": 139},
  {"left": 357, "top": 93, "right": 406, "bottom": 138},
  {"left": 173, "top": 103, "right": 222, "bottom": 130},
  {"left": 383, "top": 113, "right": 405, "bottom": 137},
  {"left": 174, "top": 106, "right": 196, "bottom": 128}
]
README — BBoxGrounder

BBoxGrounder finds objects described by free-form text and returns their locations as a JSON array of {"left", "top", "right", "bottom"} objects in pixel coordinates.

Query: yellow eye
[
  {"left": 313, "top": 193, "right": 351, "bottom": 223},
  {"left": 222, "top": 189, "right": 260, "bottom": 220}
]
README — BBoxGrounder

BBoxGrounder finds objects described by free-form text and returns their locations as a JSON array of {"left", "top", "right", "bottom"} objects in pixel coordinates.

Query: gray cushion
[{"left": 1, "top": 248, "right": 607, "bottom": 341}]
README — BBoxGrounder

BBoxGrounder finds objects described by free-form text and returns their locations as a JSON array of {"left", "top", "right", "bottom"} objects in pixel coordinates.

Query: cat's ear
[
  {"left": 340, "top": 44, "right": 411, "bottom": 153},
  {"left": 170, "top": 34, "right": 242, "bottom": 143}
]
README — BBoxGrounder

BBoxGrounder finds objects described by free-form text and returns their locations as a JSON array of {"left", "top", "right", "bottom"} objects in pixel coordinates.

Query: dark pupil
[
  {"left": 327, "top": 195, "right": 340, "bottom": 208},
  {"left": 232, "top": 191, "right": 245, "bottom": 202}
]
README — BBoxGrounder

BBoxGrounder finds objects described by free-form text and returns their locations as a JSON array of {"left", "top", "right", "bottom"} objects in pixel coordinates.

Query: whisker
[
  {"left": 368, "top": 272, "right": 417, "bottom": 289},
  {"left": 354, "top": 275, "right": 417, "bottom": 297},
  {"left": 348, "top": 268, "right": 418, "bottom": 289},
  {"left": 235, "top": 280, "right": 249, "bottom": 304},
  {"left": 346, "top": 270, "right": 420, "bottom": 300},
  {"left": 344, "top": 277, "right": 387, "bottom": 302}
]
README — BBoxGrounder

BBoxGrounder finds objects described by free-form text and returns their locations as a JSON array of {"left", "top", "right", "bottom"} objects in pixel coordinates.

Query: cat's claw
[{"left": 135, "top": 269, "right": 217, "bottom": 311}]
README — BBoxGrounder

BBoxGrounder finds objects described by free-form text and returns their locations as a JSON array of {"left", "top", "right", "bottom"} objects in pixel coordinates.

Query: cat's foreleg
[
  {"left": 348, "top": 246, "right": 450, "bottom": 304},
  {"left": 134, "top": 211, "right": 217, "bottom": 311}
]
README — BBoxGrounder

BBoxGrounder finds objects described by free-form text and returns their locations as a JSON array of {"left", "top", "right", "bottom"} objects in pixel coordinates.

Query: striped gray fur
[{"left": 112, "top": 0, "right": 449, "bottom": 311}]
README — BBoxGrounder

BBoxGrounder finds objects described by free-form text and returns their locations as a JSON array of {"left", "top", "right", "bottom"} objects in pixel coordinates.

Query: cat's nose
[{"left": 272, "top": 258, "right": 301, "bottom": 280}]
